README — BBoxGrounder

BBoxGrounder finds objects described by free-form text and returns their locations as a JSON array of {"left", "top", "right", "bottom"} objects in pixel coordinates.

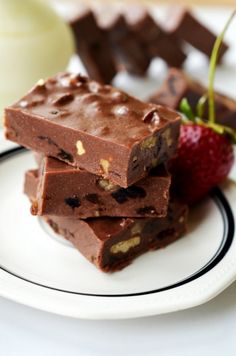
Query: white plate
[
  {"left": 0, "top": 142, "right": 236, "bottom": 319},
  {"left": 1, "top": 6, "right": 236, "bottom": 319}
]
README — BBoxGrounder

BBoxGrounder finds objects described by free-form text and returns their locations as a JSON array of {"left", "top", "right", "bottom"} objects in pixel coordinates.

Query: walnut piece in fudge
[
  {"left": 5, "top": 73, "right": 181, "bottom": 187},
  {"left": 30, "top": 156, "right": 171, "bottom": 218},
  {"left": 24, "top": 169, "right": 188, "bottom": 273},
  {"left": 149, "top": 68, "right": 236, "bottom": 130}
]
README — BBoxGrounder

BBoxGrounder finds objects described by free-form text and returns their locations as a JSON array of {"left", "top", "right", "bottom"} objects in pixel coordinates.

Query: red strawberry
[{"left": 169, "top": 123, "right": 234, "bottom": 205}]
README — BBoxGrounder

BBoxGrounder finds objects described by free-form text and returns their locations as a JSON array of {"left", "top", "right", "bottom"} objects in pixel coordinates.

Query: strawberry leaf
[
  {"left": 196, "top": 95, "right": 207, "bottom": 119},
  {"left": 180, "top": 98, "right": 195, "bottom": 122}
]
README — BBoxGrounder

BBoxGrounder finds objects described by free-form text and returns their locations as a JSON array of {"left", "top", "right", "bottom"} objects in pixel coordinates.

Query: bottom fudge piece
[
  {"left": 24, "top": 169, "right": 188, "bottom": 272},
  {"left": 149, "top": 68, "right": 236, "bottom": 129},
  {"left": 32, "top": 156, "right": 171, "bottom": 218}
]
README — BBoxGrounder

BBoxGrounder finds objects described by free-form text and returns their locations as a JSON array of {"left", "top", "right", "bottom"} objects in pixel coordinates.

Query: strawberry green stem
[{"left": 208, "top": 10, "right": 236, "bottom": 124}]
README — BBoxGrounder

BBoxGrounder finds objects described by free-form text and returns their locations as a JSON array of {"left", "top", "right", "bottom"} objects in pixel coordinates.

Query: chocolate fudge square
[
  {"left": 123, "top": 5, "right": 186, "bottom": 68},
  {"left": 149, "top": 68, "right": 236, "bottom": 129},
  {"left": 5, "top": 73, "right": 181, "bottom": 187},
  {"left": 164, "top": 6, "right": 228, "bottom": 61},
  {"left": 30, "top": 156, "right": 171, "bottom": 218},
  {"left": 94, "top": 7, "right": 150, "bottom": 75},
  {"left": 24, "top": 169, "right": 188, "bottom": 272},
  {"left": 69, "top": 8, "right": 117, "bottom": 83}
]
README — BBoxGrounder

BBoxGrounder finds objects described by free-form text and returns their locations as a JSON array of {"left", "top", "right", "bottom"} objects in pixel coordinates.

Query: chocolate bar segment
[
  {"left": 69, "top": 8, "right": 117, "bottom": 83},
  {"left": 47, "top": 204, "right": 188, "bottom": 272},
  {"left": 5, "top": 73, "right": 181, "bottom": 187},
  {"left": 149, "top": 68, "right": 236, "bottom": 129},
  {"left": 164, "top": 6, "right": 228, "bottom": 61},
  {"left": 33, "top": 157, "right": 171, "bottom": 218},
  {"left": 124, "top": 6, "right": 186, "bottom": 68},
  {"left": 24, "top": 169, "right": 188, "bottom": 272},
  {"left": 94, "top": 7, "right": 150, "bottom": 75}
]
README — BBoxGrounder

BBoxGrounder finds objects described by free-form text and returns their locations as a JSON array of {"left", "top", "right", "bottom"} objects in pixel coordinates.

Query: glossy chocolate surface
[{"left": 5, "top": 73, "right": 181, "bottom": 187}]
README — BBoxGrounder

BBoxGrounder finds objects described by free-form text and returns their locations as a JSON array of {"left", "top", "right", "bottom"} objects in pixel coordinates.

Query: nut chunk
[{"left": 4, "top": 73, "right": 181, "bottom": 187}]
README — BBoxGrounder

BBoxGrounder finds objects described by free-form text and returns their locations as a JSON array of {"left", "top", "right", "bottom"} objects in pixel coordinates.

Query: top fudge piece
[
  {"left": 149, "top": 68, "right": 236, "bottom": 129},
  {"left": 164, "top": 6, "right": 228, "bottom": 61},
  {"left": 5, "top": 73, "right": 181, "bottom": 187}
]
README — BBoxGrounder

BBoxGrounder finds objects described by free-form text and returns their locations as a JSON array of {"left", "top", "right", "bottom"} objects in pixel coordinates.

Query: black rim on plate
[{"left": 0, "top": 147, "right": 235, "bottom": 297}]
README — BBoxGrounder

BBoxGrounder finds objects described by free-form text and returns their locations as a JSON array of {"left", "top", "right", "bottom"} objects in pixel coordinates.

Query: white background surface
[
  {"left": 1, "top": 4, "right": 236, "bottom": 356},
  {"left": 0, "top": 282, "right": 236, "bottom": 356}
]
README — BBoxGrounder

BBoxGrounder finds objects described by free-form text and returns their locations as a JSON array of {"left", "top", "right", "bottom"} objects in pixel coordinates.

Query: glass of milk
[{"left": 0, "top": 0, "right": 74, "bottom": 121}]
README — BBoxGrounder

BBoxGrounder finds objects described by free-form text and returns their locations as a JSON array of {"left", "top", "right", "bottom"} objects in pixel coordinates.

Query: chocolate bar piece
[
  {"left": 149, "top": 68, "right": 236, "bottom": 129},
  {"left": 69, "top": 8, "right": 117, "bottom": 83},
  {"left": 31, "top": 156, "right": 171, "bottom": 218},
  {"left": 24, "top": 169, "right": 188, "bottom": 272},
  {"left": 124, "top": 6, "right": 186, "bottom": 67},
  {"left": 94, "top": 7, "right": 150, "bottom": 75},
  {"left": 164, "top": 6, "right": 228, "bottom": 61},
  {"left": 5, "top": 73, "right": 181, "bottom": 187}
]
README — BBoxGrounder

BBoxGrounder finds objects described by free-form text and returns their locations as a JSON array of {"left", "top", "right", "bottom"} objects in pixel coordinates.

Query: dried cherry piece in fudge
[
  {"left": 69, "top": 7, "right": 117, "bottom": 83},
  {"left": 123, "top": 5, "right": 186, "bottom": 68},
  {"left": 94, "top": 6, "right": 150, "bottom": 75},
  {"left": 27, "top": 157, "right": 171, "bottom": 218},
  {"left": 163, "top": 6, "right": 228, "bottom": 61},
  {"left": 5, "top": 73, "right": 181, "bottom": 187},
  {"left": 24, "top": 170, "right": 188, "bottom": 272},
  {"left": 149, "top": 68, "right": 236, "bottom": 130}
]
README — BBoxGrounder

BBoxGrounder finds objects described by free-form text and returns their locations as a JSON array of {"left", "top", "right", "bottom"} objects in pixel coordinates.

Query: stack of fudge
[
  {"left": 4, "top": 72, "right": 188, "bottom": 272},
  {"left": 62, "top": 4, "right": 228, "bottom": 83}
]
